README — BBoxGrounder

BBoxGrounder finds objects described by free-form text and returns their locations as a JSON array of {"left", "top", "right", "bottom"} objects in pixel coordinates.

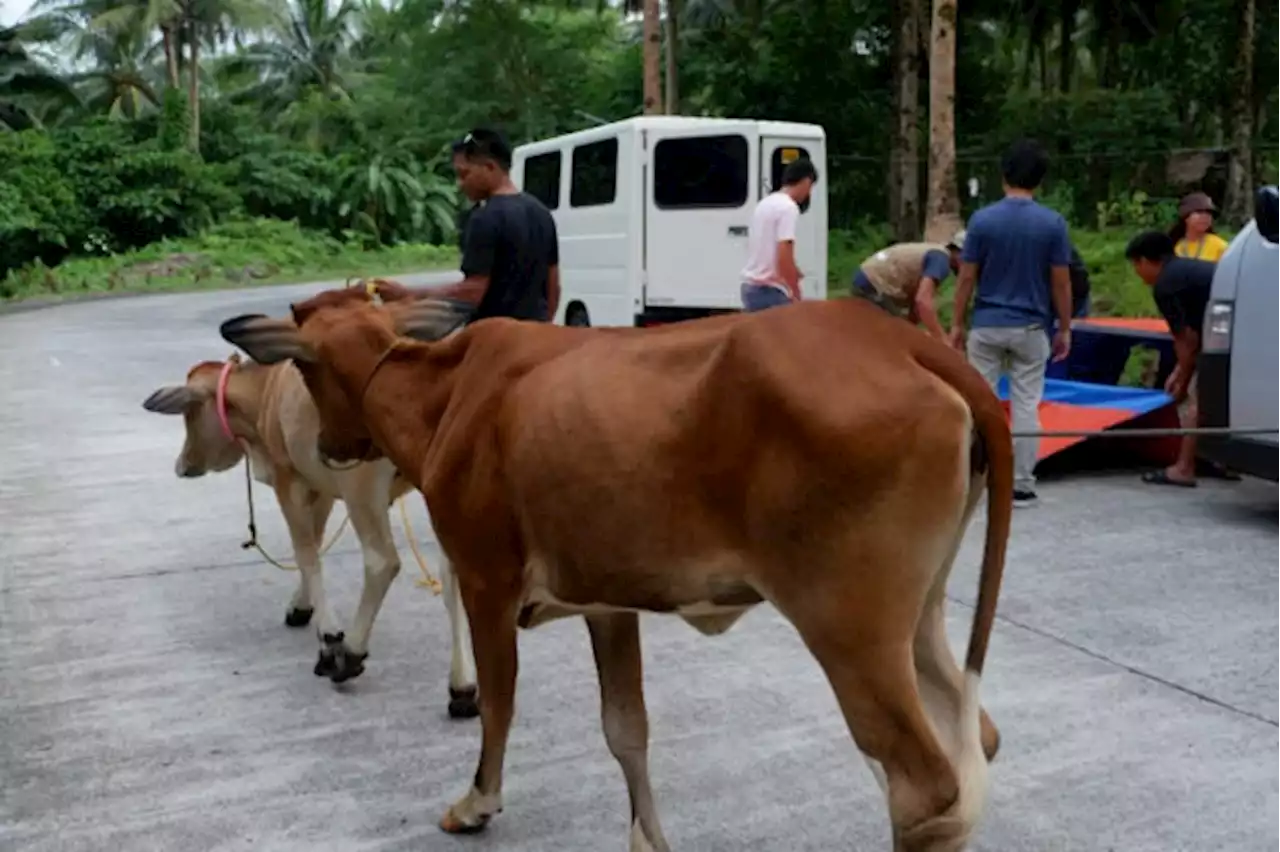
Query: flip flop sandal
[{"left": 1141, "top": 469, "right": 1197, "bottom": 488}]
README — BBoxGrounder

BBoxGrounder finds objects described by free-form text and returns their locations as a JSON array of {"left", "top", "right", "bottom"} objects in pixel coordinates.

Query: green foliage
[
  {"left": 0, "top": 216, "right": 458, "bottom": 300},
  {"left": 0, "top": 0, "right": 1274, "bottom": 300}
]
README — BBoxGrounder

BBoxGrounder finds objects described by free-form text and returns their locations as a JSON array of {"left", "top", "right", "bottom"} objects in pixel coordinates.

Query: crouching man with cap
[{"left": 848, "top": 231, "right": 966, "bottom": 340}]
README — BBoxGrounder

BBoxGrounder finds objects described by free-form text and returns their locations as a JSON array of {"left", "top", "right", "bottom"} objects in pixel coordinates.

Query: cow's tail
[{"left": 913, "top": 340, "right": 1014, "bottom": 836}]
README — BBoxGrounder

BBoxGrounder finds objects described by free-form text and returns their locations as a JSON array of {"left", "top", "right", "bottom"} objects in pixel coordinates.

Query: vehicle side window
[
  {"left": 523, "top": 151, "right": 561, "bottom": 210},
  {"left": 769, "top": 146, "right": 811, "bottom": 193},
  {"left": 653, "top": 134, "right": 749, "bottom": 209},
  {"left": 570, "top": 138, "right": 618, "bottom": 208}
]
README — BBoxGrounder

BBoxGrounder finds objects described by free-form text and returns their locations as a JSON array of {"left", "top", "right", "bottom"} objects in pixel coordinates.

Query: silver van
[{"left": 1197, "top": 185, "right": 1279, "bottom": 481}]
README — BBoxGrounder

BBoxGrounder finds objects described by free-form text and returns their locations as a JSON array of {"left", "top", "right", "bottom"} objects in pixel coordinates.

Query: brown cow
[
  {"left": 217, "top": 284, "right": 1013, "bottom": 852},
  {"left": 142, "top": 355, "right": 479, "bottom": 718}
]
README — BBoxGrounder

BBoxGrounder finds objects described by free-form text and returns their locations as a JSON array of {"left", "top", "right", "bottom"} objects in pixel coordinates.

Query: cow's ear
[
  {"left": 391, "top": 298, "right": 474, "bottom": 342},
  {"left": 142, "top": 385, "right": 202, "bottom": 414},
  {"left": 219, "top": 314, "right": 314, "bottom": 364}
]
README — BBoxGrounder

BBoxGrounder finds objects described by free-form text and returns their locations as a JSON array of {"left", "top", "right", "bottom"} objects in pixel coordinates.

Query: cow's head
[
  {"left": 141, "top": 357, "right": 246, "bottom": 478},
  {"left": 218, "top": 284, "right": 471, "bottom": 465}
]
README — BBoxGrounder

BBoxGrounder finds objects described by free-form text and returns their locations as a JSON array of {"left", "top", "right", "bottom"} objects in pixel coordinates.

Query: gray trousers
[{"left": 967, "top": 325, "right": 1050, "bottom": 492}]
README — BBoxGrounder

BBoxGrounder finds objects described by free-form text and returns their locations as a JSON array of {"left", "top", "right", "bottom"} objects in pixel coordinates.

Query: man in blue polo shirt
[{"left": 948, "top": 139, "right": 1074, "bottom": 507}]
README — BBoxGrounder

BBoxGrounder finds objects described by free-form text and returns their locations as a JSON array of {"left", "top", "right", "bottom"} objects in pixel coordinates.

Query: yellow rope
[{"left": 239, "top": 456, "right": 441, "bottom": 596}]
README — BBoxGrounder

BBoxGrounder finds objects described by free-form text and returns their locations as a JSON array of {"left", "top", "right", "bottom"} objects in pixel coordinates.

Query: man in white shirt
[{"left": 740, "top": 158, "right": 819, "bottom": 312}]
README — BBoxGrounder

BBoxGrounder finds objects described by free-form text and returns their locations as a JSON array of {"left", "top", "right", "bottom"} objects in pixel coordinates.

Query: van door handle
[{"left": 728, "top": 226, "right": 748, "bottom": 236}]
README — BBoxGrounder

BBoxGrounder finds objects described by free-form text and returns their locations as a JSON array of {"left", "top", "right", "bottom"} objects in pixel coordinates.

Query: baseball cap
[{"left": 946, "top": 229, "right": 966, "bottom": 251}]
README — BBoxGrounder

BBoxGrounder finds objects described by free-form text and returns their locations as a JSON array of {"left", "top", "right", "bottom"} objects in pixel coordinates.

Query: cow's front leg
[
  {"left": 439, "top": 582, "right": 518, "bottom": 834},
  {"left": 274, "top": 484, "right": 340, "bottom": 676},
  {"left": 586, "top": 613, "right": 670, "bottom": 852},
  {"left": 323, "top": 500, "right": 402, "bottom": 683},
  {"left": 283, "top": 491, "right": 332, "bottom": 628},
  {"left": 442, "top": 559, "right": 479, "bottom": 719}
]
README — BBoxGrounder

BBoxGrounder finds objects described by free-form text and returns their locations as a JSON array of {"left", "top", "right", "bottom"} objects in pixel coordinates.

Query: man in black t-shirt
[
  {"left": 1125, "top": 230, "right": 1216, "bottom": 488},
  {"left": 421, "top": 128, "right": 561, "bottom": 323}
]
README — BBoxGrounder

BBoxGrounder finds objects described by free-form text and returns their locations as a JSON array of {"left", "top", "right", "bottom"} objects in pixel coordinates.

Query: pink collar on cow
[{"left": 216, "top": 359, "right": 238, "bottom": 443}]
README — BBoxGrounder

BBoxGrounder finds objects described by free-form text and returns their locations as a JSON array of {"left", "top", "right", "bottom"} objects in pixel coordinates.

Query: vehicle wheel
[{"left": 566, "top": 305, "right": 590, "bottom": 327}]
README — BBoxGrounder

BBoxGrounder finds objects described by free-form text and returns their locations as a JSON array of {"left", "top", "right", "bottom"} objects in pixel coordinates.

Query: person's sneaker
[{"left": 1013, "top": 489, "right": 1038, "bottom": 508}]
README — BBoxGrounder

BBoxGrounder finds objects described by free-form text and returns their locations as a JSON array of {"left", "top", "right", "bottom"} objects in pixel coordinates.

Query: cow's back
[{"left": 467, "top": 300, "right": 973, "bottom": 600}]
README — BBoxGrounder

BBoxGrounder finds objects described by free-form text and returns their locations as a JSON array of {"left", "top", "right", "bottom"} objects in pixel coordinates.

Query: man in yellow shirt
[{"left": 1170, "top": 191, "right": 1229, "bottom": 262}]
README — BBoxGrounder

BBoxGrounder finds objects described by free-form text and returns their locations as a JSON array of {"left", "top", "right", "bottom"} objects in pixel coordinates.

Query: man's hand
[
  {"left": 1051, "top": 328, "right": 1071, "bottom": 362},
  {"left": 1164, "top": 365, "right": 1189, "bottom": 402},
  {"left": 948, "top": 326, "right": 966, "bottom": 352}
]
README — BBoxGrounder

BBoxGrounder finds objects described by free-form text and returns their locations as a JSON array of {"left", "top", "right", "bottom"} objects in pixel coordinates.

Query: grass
[
  {"left": 3, "top": 214, "right": 1181, "bottom": 328},
  {"left": 0, "top": 217, "right": 460, "bottom": 303}
]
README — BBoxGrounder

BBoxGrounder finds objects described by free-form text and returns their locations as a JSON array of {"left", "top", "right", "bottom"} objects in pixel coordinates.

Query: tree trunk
[
  {"left": 664, "top": 0, "right": 680, "bottom": 115},
  {"left": 924, "top": 0, "right": 961, "bottom": 243},
  {"left": 187, "top": 29, "right": 200, "bottom": 153},
  {"left": 161, "top": 24, "right": 179, "bottom": 89},
  {"left": 1058, "top": 0, "right": 1078, "bottom": 92},
  {"left": 891, "top": 0, "right": 922, "bottom": 241},
  {"left": 1224, "top": 0, "right": 1256, "bottom": 226},
  {"left": 642, "top": 0, "right": 663, "bottom": 115}
]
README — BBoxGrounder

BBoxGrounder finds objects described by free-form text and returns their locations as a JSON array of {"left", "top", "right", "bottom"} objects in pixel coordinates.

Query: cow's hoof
[
  {"left": 284, "top": 607, "right": 313, "bottom": 628},
  {"left": 314, "top": 649, "right": 338, "bottom": 678},
  {"left": 439, "top": 808, "right": 491, "bottom": 835},
  {"left": 328, "top": 650, "right": 368, "bottom": 684},
  {"left": 448, "top": 686, "right": 480, "bottom": 720}
]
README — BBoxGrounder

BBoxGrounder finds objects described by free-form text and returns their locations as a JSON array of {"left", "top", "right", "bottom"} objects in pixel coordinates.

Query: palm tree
[
  {"left": 0, "top": 25, "right": 79, "bottom": 130},
  {"left": 221, "top": 0, "right": 360, "bottom": 123}
]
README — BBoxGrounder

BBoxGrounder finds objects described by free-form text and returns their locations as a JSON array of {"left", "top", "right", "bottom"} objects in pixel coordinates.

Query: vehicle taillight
[{"left": 1202, "top": 300, "right": 1234, "bottom": 353}]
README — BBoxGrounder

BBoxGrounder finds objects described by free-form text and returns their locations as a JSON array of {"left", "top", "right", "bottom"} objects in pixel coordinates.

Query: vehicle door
[{"left": 643, "top": 123, "right": 757, "bottom": 310}]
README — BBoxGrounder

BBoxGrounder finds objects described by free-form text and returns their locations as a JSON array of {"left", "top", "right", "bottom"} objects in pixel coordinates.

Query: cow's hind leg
[
  {"left": 916, "top": 474, "right": 1000, "bottom": 763},
  {"left": 442, "top": 559, "right": 479, "bottom": 719},
  {"left": 320, "top": 498, "right": 402, "bottom": 683},
  {"left": 772, "top": 556, "right": 986, "bottom": 850},
  {"left": 585, "top": 613, "right": 670, "bottom": 852}
]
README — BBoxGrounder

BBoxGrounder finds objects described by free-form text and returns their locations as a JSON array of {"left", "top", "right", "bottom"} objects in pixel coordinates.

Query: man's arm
[
  {"left": 775, "top": 202, "right": 802, "bottom": 300},
  {"left": 913, "top": 250, "right": 950, "bottom": 339},
  {"left": 545, "top": 212, "right": 561, "bottom": 321},
  {"left": 776, "top": 241, "right": 801, "bottom": 299},
  {"left": 913, "top": 277, "right": 946, "bottom": 339},
  {"left": 949, "top": 261, "right": 978, "bottom": 348},
  {"left": 1048, "top": 224, "right": 1074, "bottom": 331},
  {"left": 547, "top": 265, "right": 561, "bottom": 321},
  {"left": 424, "top": 209, "right": 496, "bottom": 305}
]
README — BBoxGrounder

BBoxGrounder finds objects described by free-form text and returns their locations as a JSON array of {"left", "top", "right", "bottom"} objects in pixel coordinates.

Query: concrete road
[{"left": 1, "top": 279, "right": 1276, "bottom": 852}]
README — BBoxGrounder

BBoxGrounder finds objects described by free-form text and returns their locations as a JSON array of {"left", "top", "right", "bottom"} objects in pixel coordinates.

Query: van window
[
  {"left": 570, "top": 138, "right": 618, "bottom": 208},
  {"left": 523, "top": 151, "right": 561, "bottom": 210},
  {"left": 770, "top": 146, "right": 812, "bottom": 192},
  {"left": 653, "top": 134, "right": 749, "bottom": 209}
]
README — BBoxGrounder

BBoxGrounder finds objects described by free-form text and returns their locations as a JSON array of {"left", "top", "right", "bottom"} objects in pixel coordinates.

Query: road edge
[{"left": 0, "top": 267, "right": 456, "bottom": 318}]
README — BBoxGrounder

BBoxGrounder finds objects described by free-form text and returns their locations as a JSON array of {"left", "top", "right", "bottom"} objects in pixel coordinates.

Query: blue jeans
[{"left": 741, "top": 283, "right": 793, "bottom": 312}]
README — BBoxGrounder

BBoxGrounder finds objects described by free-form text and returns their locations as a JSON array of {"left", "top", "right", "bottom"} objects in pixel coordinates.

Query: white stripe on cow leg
[
  {"left": 325, "top": 500, "right": 402, "bottom": 684},
  {"left": 442, "top": 559, "right": 479, "bottom": 719},
  {"left": 274, "top": 482, "right": 340, "bottom": 679},
  {"left": 585, "top": 613, "right": 671, "bottom": 852}
]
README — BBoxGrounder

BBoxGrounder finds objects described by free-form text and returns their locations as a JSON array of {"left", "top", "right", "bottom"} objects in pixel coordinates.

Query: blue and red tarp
[
  {"left": 990, "top": 317, "right": 1182, "bottom": 463},
  {"left": 994, "top": 377, "right": 1178, "bottom": 461}
]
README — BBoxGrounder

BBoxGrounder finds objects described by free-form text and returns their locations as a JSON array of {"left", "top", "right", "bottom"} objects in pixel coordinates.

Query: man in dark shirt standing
[
  {"left": 424, "top": 128, "right": 560, "bottom": 322},
  {"left": 1125, "top": 230, "right": 1215, "bottom": 487}
]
